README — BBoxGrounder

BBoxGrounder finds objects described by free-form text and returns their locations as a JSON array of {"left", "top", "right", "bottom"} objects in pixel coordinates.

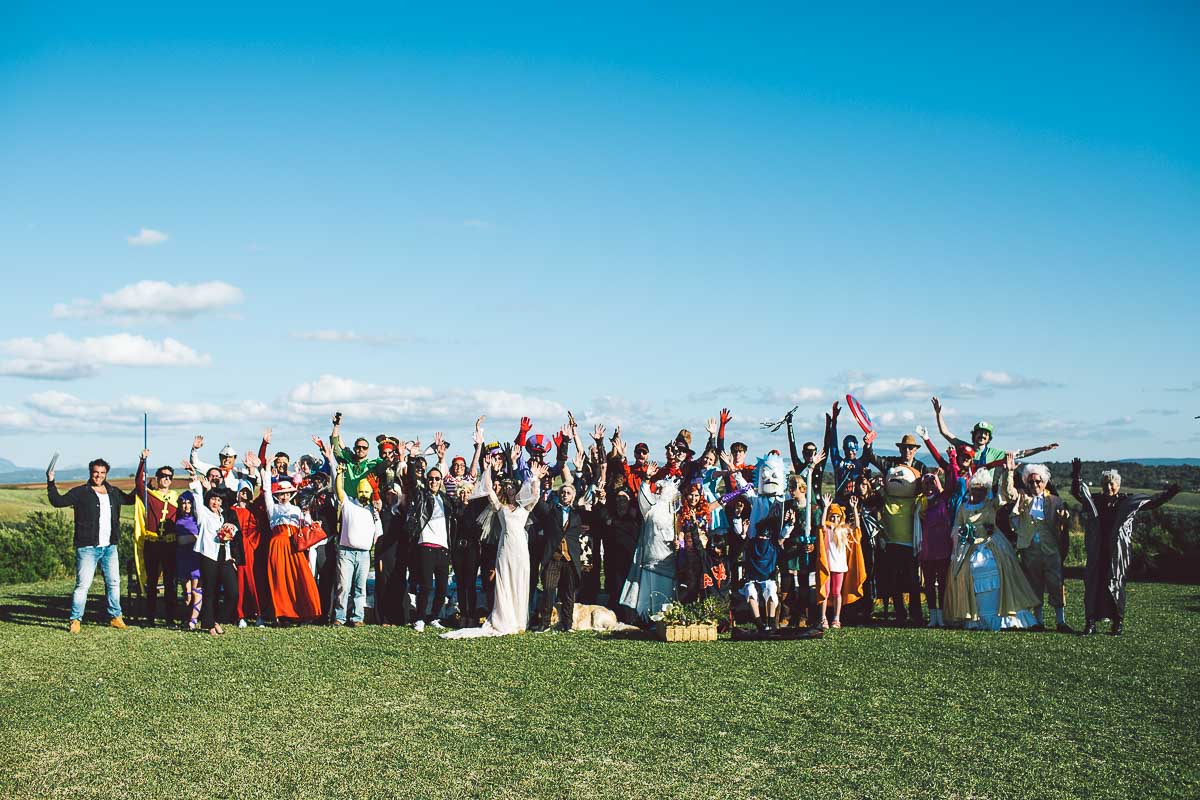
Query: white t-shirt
[
  {"left": 419, "top": 494, "right": 449, "bottom": 549},
  {"left": 340, "top": 498, "right": 382, "bottom": 550},
  {"left": 825, "top": 530, "right": 849, "bottom": 573},
  {"left": 97, "top": 491, "right": 112, "bottom": 547}
]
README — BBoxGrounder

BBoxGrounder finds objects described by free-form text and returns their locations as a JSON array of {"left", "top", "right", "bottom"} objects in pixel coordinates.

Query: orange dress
[{"left": 261, "top": 490, "right": 323, "bottom": 622}]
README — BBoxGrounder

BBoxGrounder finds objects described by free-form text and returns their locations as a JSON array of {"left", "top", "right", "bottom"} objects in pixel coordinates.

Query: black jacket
[
  {"left": 48, "top": 481, "right": 136, "bottom": 548},
  {"left": 537, "top": 501, "right": 585, "bottom": 577},
  {"left": 405, "top": 487, "right": 461, "bottom": 545}
]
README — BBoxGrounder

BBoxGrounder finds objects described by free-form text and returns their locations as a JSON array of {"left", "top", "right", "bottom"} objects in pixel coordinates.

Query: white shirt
[
  {"left": 419, "top": 494, "right": 449, "bottom": 548},
  {"left": 340, "top": 497, "right": 382, "bottom": 550},
  {"left": 97, "top": 491, "right": 112, "bottom": 547},
  {"left": 190, "top": 482, "right": 235, "bottom": 561}
]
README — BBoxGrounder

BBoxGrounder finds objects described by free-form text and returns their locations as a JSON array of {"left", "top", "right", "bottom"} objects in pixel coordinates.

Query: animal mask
[
  {"left": 756, "top": 452, "right": 787, "bottom": 498},
  {"left": 885, "top": 464, "right": 921, "bottom": 499}
]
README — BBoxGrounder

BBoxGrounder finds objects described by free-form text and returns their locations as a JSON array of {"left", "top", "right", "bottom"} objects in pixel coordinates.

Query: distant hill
[
  {"left": 1118, "top": 458, "right": 1200, "bottom": 466},
  {"left": 0, "top": 462, "right": 139, "bottom": 485}
]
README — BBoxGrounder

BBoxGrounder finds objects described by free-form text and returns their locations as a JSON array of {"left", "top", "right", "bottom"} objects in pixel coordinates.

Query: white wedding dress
[{"left": 442, "top": 473, "right": 535, "bottom": 639}]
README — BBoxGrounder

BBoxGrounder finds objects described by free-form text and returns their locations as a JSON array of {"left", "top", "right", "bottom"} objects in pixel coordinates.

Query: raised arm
[
  {"left": 917, "top": 425, "right": 948, "bottom": 470},
  {"left": 1137, "top": 483, "right": 1182, "bottom": 513},
  {"left": 135, "top": 449, "right": 149, "bottom": 497},
  {"left": 258, "top": 427, "right": 271, "bottom": 467},
  {"left": 334, "top": 463, "right": 347, "bottom": 505},
  {"left": 999, "top": 453, "right": 1019, "bottom": 504},
  {"left": 785, "top": 410, "right": 803, "bottom": 475},
  {"left": 931, "top": 396, "right": 969, "bottom": 449},
  {"left": 469, "top": 416, "right": 485, "bottom": 480},
  {"left": 189, "top": 434, "right": 216, "bottom": 474},
  {"left": 717, "top": 408, "right": 731, "bottom": 454}
]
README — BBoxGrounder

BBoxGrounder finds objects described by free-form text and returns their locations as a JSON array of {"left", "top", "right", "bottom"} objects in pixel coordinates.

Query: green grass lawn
[{"left": 1, "top": 579, "right": 1197, "bottom": 799}]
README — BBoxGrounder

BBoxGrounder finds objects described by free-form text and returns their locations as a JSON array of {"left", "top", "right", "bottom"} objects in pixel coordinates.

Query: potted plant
[{"left": 650, "top": 596, "right": 727, "bottom": 642}]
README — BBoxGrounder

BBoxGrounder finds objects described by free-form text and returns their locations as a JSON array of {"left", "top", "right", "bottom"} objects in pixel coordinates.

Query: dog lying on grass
[{"left": 548, "top": 603, "right": 641, "bottom": 632}]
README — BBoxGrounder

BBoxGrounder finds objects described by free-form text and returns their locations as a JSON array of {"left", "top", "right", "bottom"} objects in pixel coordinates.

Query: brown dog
[{"left": 549, "top": 603, "right": 640, "bottom": 632}]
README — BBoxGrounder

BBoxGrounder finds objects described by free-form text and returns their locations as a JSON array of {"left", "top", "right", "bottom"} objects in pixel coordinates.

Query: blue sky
[{"left": 1, "top": 3, "right": 1198, "bottom": 470}]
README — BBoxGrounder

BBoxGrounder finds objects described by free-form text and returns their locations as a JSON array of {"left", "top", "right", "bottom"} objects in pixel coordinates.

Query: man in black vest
[{"left": 533, "top": 482, "right": 585, "bottom": 632}]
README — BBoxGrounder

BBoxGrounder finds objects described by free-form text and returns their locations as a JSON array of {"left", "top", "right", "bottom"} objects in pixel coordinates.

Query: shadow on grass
[{"left": 0, "top": 591, "right": 75, "bottom": 628}]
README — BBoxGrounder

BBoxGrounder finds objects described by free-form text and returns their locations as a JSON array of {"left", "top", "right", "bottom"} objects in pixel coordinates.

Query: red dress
[
  {"left": 266, "top": 523, "right": 322, "bottom": 621},
  {"left": 233, "top": 506, "right": 261, "bottom": 620}
]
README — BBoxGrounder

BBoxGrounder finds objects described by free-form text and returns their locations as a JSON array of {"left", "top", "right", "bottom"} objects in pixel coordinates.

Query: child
[
  {"left": 173, "top": 490, "right": 203, "bottom": 630},
  {"left": 916, "top": 462, "right": 957, "bottom": 628},
  {"left": 816, "top": 497, "right": 866, "bottom": 629}
]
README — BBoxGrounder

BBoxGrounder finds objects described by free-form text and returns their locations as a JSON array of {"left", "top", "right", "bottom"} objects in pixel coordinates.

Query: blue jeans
[
  {"left": 71, "top": 545, "right": 123, "bottom": 621},
  {"left": 335, "top": 547, "right": 370, "bottom": 623}
]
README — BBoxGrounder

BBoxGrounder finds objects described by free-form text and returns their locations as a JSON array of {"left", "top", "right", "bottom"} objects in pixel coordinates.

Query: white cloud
[
  {"left": 1, "top": 391, "right": 273, "bottom": 435},
  {"left": 848, "top": 377, "right": 929, "bottom": 402},
  {"left": 53, "top": 280, "right": 244, "bottom": 323},
  {"left": 127, "top": 227, "right": 168, "bottom": 246},
  {"left": 285, "top": 375, "right": 566, "bottom": 425},
  {"left": 686, "top": 385, "right": 824, "bottom": 406},
  {"left": 976, "top": 371, "right": 1055, "bottom": 390},
  {"left": 0, "top": 333, "right": 211, "bottom": 380},
  {"left": 293, "top": 330, "right": 366, "bottom": 343}
]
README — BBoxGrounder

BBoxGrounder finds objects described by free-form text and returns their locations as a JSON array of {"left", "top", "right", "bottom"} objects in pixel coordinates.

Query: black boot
[
  {"left": 1082, "top": 620, "right": 1098, "bottom": 635},
  {"left": 1110, "top": 618, "right": 1123, "bottom": 636}
]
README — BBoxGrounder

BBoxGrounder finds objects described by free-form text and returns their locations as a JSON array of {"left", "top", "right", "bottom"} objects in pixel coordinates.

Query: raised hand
[
  {"left": 592, "top": 423, "right": 605, "bottom": 441},
  {"left": 1047, "top": 442, "right": 1059, "bottom": 450},
  {"left": 612, "top": 424, "right": 621, "bottom": 442},
  {"left": 530, "top": 461, "right": 549, "bottom": 481},
  {"left": 831, "top": 400, "right": 840, "bottom": 419},
  {"left": 140, "top": 448, "right": 150, "bottom": 461},
  {"left": 813, "top": 448, "right": 827, "bottom": 466},
  {"left": 434, "top": 432, "right": 446, "bottom": 454},
  {"left": 705, "top": 417, "right": 718, "bottom": 436},
  {"left": 519, "top": 416, "right": 532, "bottom": 435},
  {"left": 244, "top": 453, "right": 261, "bottom": 470},
  {"left": 567, "top": 411, "right": 577, "bottom": 431},
  {"left": 1071, "top": 457, "right": 1082, "bottom": 477},
  {"left": 262, "top": 427, "right": 272, "bottom": 444},
  {"left": 473, "top": 426, "right": 484, "bottom": 445},
  {"left": 192, "top": 434, "right": 204, "bottom": 450},
  {"left": 311, "top": 434, "right": 325, "bottom": 450},
  {"left": 720, "top": 408, "right": 733, "bottom": 426},
  {"left": 931, "top": 396, "right": 942, "bottom": 415},
  {"left": 822, "top": 493, "right": 833, "bottom": 507},
  {"left": 849, "top": 494, "right": 859, "bottom": 510},
  {"left": 648, "top": 460, "right": 660, "bottom": 475},
  {"left": 181, "top": 458, "right": 197, "bottom": 475},
  {"left": 915, "top": 424, "right": 929, "bottom": 440},
  {"left": 1005, "top": 452, "right": 1017, "bottom": 471}
]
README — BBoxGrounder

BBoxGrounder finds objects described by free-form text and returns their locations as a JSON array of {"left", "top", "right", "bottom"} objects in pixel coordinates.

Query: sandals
[{"left": 832, "top": 619, "right": 842, "bottom": 629}]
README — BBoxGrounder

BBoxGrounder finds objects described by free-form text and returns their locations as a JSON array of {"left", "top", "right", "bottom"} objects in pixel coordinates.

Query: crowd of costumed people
[{"left": 46, "top": 397, "right": 1180, "bottom": 639}]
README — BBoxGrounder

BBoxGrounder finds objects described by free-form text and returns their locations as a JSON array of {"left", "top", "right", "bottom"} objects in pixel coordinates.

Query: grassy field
[
  {"left": 0, "top": 578, "right": 1197, "bottom": 800},
  {"left": 0, "top": 480, "right": 140, "bottom": 525}
]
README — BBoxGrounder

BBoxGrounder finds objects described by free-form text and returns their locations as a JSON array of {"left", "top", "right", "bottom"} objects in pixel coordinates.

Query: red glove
[
  {"left": 515, "top": 416, "right": 532, "bottom": 446},
  {"left": 552, "top": 432, "right": 564, "bottom": 449}
]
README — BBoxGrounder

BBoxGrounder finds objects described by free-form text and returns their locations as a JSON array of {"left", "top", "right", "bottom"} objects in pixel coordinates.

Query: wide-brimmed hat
[
  {"left": 668, "top": 429, "right": 695, "bottom": 456},
  {"left": 895, "top": 434, "right": 922, "bottom": 449},
  {"left": 271, "top": 477, "right": 298, "bottom": 495}
]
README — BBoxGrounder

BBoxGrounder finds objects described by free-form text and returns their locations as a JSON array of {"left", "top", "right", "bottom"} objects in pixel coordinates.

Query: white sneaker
[
  {"left": 237, "top": 619, "right": 248, "bottom": 629},
  {"left": 413, "top": 620, "right": 425, "bottom": 632},
  {"left": 429, "top": 619, "right": 444, "bottom": 630},
  {"left": 255, "top": 618, "right": 266, "bottom": 628}
]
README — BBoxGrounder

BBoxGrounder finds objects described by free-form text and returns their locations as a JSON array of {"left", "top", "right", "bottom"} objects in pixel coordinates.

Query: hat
[
  {"left": 973, "top": 421, "right": 995, "bottom": 435},
  {"left": 485, "top": 442, "right": 503, "bottom": 457},
  {"left": 271, "top": 477, "right": 298, "bottom": 495},
  {"left": 634, "top": 442, "right": 649, "bottom": 454},
  {"left": 355, "top": 479, "right": 374, "bottom": 497},
  {"left": 451, "top": 455, "right": 467, "bottom": 465},
  {"left": 526, "top": 433, "right": 553, "bottom": 455},
  {"left": 959, "top": 445, "right": 976, "bottom": 459},
  {"left": 895, "top": 434, "right": 922, "bottom": 449},
  {"left": 218, "top": 444, "right": 237, "bottom": 457},
  {"left": 669, "top": 429, "right": 695, "bottom": 456},
  {"left": 376, "top": 434, "right": 400, "bottom": 452},
  {"left": 828, "top": 503, "right": 845, "bottom": 518}
]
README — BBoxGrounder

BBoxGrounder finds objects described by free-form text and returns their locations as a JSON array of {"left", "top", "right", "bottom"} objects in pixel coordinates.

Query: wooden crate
[{"left": 656, "top": 621, "right": 719, "bottom": 642}]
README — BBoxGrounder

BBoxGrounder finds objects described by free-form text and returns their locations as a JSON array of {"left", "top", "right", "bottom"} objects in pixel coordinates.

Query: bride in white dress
[{"left": 442, "top": 459, "right": 546, "bottom": 639}]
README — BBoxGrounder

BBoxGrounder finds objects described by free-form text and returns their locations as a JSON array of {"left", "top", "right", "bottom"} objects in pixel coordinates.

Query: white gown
[
  {"left": 442, "top": 505, "right": 531, "bottom": 639},
  {"left": 620, "top": 480, "right": 679, "bottom": 621}
]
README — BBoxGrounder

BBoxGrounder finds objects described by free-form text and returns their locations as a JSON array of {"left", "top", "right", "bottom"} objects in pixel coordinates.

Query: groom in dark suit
[{"left": 534, "top": 482, "right": 585, "bottom": 632}]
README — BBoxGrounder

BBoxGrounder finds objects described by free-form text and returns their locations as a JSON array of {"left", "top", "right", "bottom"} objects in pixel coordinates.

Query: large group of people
[{"left": 49, "top": 398, "right": 1181, "bottom": 639}]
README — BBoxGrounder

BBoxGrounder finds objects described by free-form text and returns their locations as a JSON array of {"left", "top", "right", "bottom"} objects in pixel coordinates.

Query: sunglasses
[
  {"left": 354, "top": 445, "right": 369, "bottom": 451},
  {"left": 429, "top": 476, "right": 443, "bottom": 482}
]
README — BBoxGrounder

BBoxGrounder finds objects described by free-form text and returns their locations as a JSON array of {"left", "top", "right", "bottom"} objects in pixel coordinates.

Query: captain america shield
[{"left": 845, "top": 394, "right": 875, "bottom": 435}]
